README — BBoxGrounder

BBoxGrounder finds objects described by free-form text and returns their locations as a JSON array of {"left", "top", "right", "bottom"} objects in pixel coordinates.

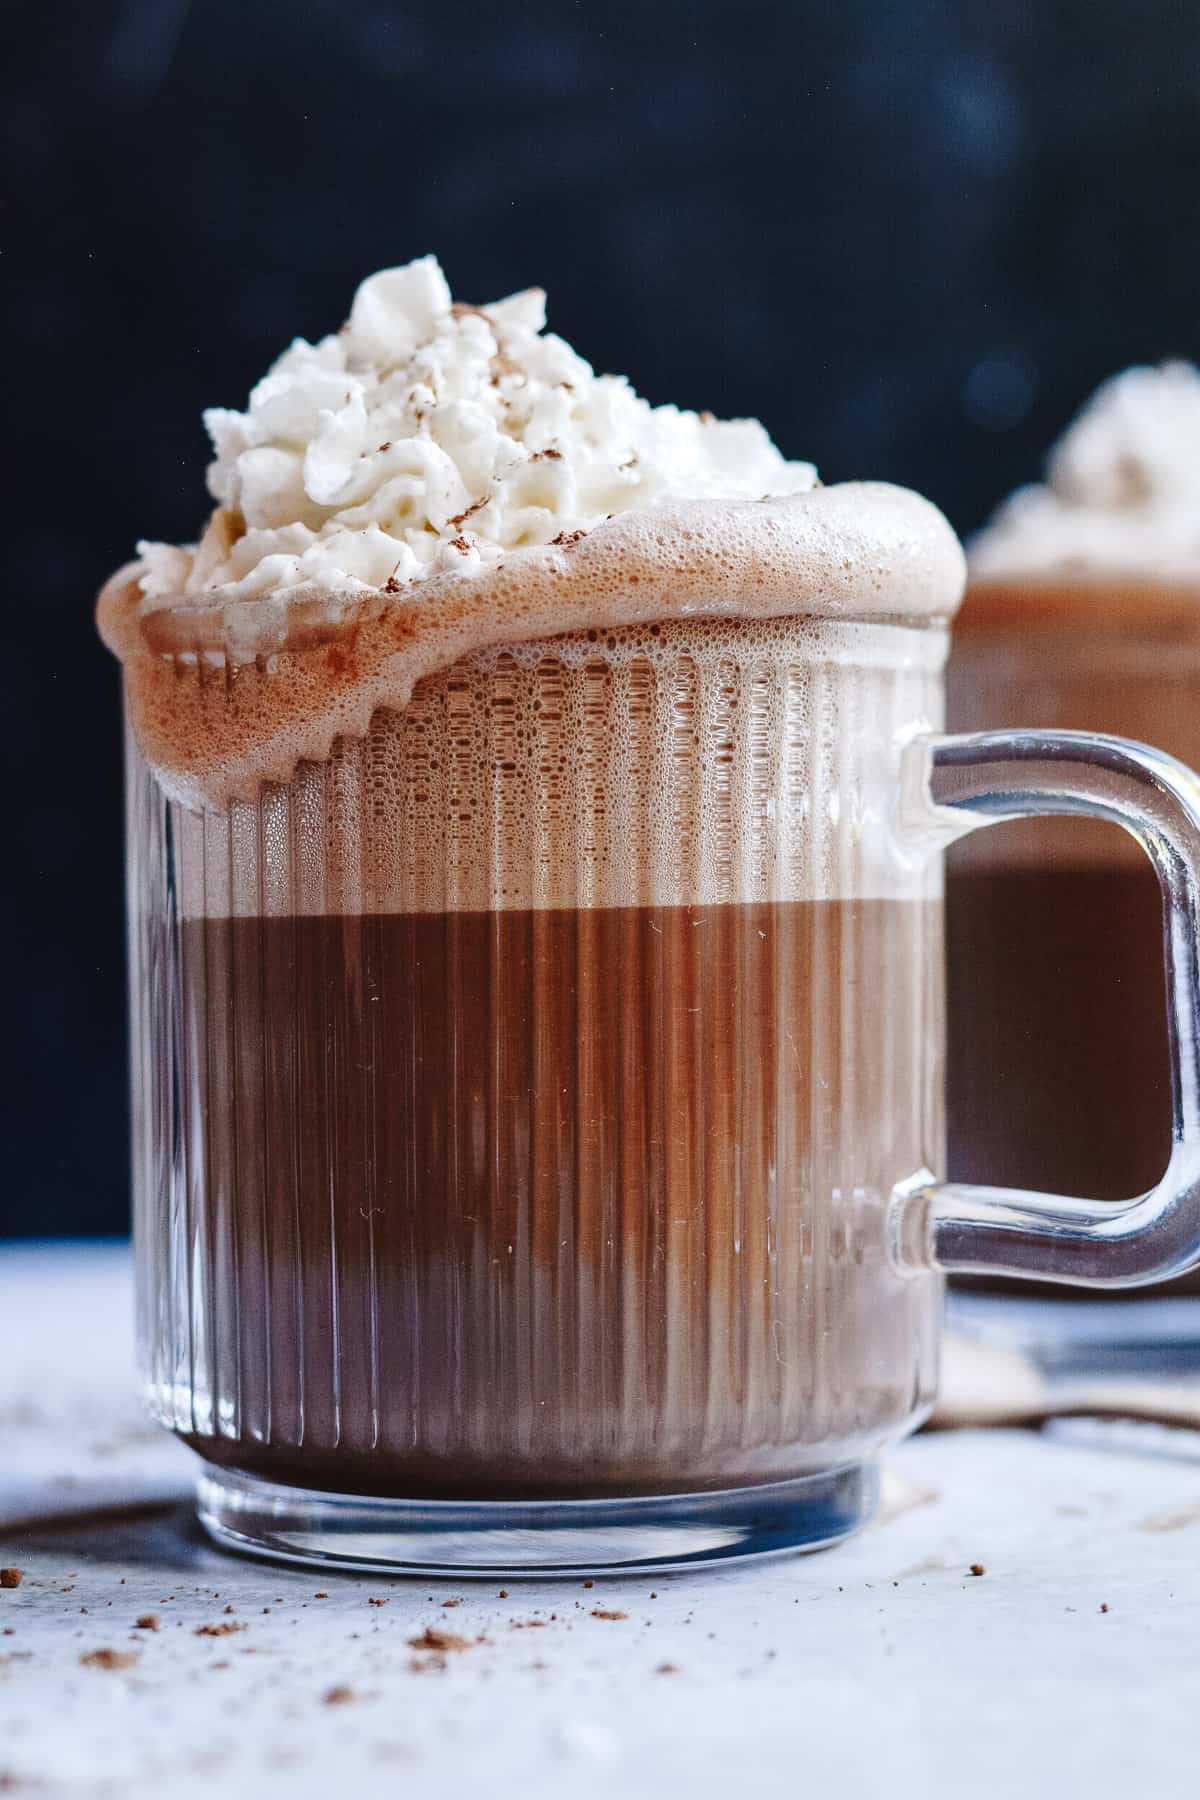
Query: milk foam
[{"left": 970, "top": 361, "right": 1200, "bottom": 585}]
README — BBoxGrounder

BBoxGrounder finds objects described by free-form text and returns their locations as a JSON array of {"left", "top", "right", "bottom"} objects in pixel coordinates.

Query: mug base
[{"left": 195, "top": 1462, "right": 878, "bottom": 1577}]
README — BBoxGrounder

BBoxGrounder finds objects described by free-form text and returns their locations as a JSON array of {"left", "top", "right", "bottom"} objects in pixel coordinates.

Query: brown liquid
[
  {"left": 172, "top": 899, "right": 941, "bottom": 1499},
  {"left": 946, "top": 858, "right": 1172, "bottom": 1201}
]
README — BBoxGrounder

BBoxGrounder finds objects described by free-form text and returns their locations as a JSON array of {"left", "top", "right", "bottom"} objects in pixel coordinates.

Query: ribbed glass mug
[{"left": 125, "top": 609, "right": 1200, "bottom": 1574}]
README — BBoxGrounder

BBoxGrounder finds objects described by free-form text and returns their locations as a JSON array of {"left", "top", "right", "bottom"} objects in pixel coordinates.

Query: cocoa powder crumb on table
[
  {"left": 407, "top": 1628, "right": 470, "bottom": 1653},
  {"left": 441, "top": 1599, "right": 461, "bottom": 1609},
  {"left": 582, "top": 1579, "right": 594, "bottom": 1589},
  {"left": 591, "top": 1610, "right": 628, "bottom": 1621},
  {"left": 0, "top": 1571, "right": 22, "bottom": 1590},
  {"left": 498, "top": 1590, "right": 509, "bottom": 1599},
  {"left": 134, "top": 1615, "right": 160, "bottom": 1631},
  {"left": 194, "top": 1621, "right": 246, "bottom": 1637},
  {"left": 968, "top": 1564, "right": 986, "bottom": 1578},
  {"left": 323, "top": 1685, "right": 357, "bottom": 1706},
  {"left": 656, "top": 1663, "right": 681, "bottom": 1674},
  {"left": 81, "top": 1648, "right": 138, "bottom": 1671}
]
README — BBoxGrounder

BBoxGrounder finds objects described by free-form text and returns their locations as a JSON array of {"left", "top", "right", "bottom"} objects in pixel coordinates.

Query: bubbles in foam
[{"left": 168, "top": 613, "right": 948, "bottom": 919}]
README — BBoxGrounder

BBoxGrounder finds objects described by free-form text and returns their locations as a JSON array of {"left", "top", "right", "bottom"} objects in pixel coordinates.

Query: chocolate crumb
[
  {"left": 582, "top": 1579, "right": 594, "bottom": 1590},
  {"left": 223, "top": 1604, "right": 235, "bottom": 1615},
  {"left": 530, "top": 447, "right": 562, "bottom": 461},
  {"left": 313, "top": 1593, "right": 329, "bottom": 1600},
  {"left": 449, "top": 535, "right": 472, "bottom": 554},
  {"left": 656, "top": 1663, "right": 681, "bottom": 1674},
  {"left": 382, "top": 575, "right": 403, "bottom": 594},
  {"left": 0, "top": 1571, "right": 21, "bottom": 1590},
  {"left": 368, "top": 1598, "right": 389, "bottom": 1608},
  {"left": 498, "top": 1590, "right": 509, "bottom": 1599},
  {"left": 323, "top": 1685, "right": 357, "bottom": 1706},
  {"left": 1100, "top": 1602, "right": 1111, "bottom": 1614},
  {"left": 448, "top": 496, "right": 488, "bottom": 529},
  {"left": 591, "top": 1609, "right": 628, "bottom": 1621},
  {"left": 377, "top": 442, "right": 392, "bottom": 453},
  {"left": 968, "top": 1564, "right": 986, "bottom": 1578},
  {"left": 441, "top": 1599, "right": 461, "bottom": 1609},
  {"left": 407, "top": 1627, "right": 470, "bottom": 1653},
  {"left": 134, "top": 1615, "right": 160, "bottom": 1632},
  {"left": 194, "top": 1622, "right": 246, "bottom": 1638},
  {"left": 81, "top": 1648, "right": 138, "bottom": 1671},
  {"left": 510, "top": 1619, "right": 547, "bottom": 1630}
]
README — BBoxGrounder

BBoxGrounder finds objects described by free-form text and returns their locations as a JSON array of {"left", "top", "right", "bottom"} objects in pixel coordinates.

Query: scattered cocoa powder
[
  {"left": 440, "top": 1599, "right": 461, "bottom": 1610},
  {"left": 194, "top": 1622, "right": 245, "bottom": 1638},
  {"left": 0, "top": 1571, "right": 21, "bottom": 1590},
  {"left": 323, "top": 1685, "right": 357, "bottom": 1706},
  {"left": 407, "top": 1628, "right": 470, "bottom": 1653},
  {"left": 591, "top": 1610, "right": 628, "bottom": 1621},
  {"left": 368, "top": 1598, "right": 389, "bottom": 1608},
  {"left": 81, "top": 1649, "right": 138, "bottom": 1671},
  {"left": 134, "top": 1615, "right": 160, "bottom": 1632}
]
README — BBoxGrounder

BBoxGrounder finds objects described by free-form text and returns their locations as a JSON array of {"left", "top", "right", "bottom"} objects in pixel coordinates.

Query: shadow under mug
[{"left": 123, "top": 613, "right": 1200, "bottom": 1574}]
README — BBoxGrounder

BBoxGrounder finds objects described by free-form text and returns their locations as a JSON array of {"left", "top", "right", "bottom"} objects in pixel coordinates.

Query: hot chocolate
[{"left": 128, "top": 615, "right": 950, "bottom": 1498}]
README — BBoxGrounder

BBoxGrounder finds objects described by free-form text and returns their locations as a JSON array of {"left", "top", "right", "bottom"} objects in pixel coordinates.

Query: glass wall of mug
[
  {"left": 947, "top": 584, "right": 1200, "bottom": 1295},
  {"left": 126, "top": 613, "right": 948, "bottom": 1564}
]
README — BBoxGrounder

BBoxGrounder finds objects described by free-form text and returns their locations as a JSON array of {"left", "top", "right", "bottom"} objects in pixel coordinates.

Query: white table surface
[{"left": 2, "top": 1244, "right": 1199, "bottom": 1800}]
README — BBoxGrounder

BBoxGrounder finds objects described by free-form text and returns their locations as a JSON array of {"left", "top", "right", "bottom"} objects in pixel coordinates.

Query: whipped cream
[
  {"left": 970, "top": 362, "right": 1200, "bottom": 583},
  {"left": 137, "top": 256, "right": 817, "bottom": 606}
]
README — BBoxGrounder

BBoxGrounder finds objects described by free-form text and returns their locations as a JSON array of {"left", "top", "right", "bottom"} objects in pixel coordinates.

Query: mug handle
[{"left": 891, "top": 727, "right": 1200, "bottom": 1288}]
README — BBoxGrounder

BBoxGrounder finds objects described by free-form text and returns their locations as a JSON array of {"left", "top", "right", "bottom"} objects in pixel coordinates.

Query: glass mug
[{"left": 124, "top": 609, "right": 1200, "bottom": 1575}]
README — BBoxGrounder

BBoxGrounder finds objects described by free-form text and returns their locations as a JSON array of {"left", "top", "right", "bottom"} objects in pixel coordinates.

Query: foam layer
[
  {"left": 969, "top": 361, "right": 1200, "bottom": 588},
  {"left": 101, "top": 481, "right": 963, "bottom": 812},
  {"left": 152, "top": 614, "right": 948, "bottom": 916}
]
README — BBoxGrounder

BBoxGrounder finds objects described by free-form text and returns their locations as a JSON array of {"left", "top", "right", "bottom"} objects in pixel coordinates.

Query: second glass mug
[{"left": 126, "top": 609, "right": 1200, "bottom": 1574}]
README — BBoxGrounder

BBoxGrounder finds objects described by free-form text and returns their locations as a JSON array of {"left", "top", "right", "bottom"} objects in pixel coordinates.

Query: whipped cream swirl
[
  {"left": 138, "top": 256, "right": 817, "bottom": 605},
  {"left": 970, "top": 361, "right": 1200, "bottom": 583}
]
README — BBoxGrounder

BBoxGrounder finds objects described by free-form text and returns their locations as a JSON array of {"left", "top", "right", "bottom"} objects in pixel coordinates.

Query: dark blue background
[{"left": 6, "top": 0, "right": 1199, "bottom": 1236}]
